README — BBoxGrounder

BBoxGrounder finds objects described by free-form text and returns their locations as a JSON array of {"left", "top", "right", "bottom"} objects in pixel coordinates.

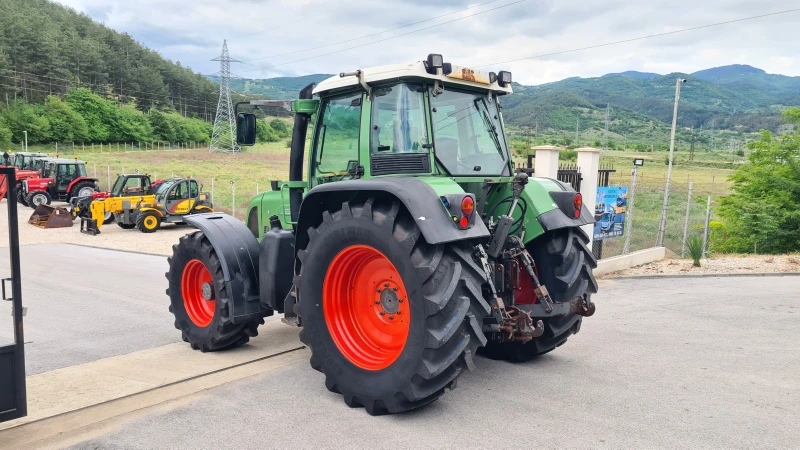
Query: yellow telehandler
[{"left": 77, "top": 176, "right": 213, "bottom": 235}]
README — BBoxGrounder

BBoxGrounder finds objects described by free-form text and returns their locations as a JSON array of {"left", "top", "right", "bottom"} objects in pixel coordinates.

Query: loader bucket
[{"left": 28, "top": 204, "right": 74, "bottom": 229}]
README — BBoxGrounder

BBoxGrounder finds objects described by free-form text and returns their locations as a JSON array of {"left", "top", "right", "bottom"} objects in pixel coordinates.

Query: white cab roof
[{"left": 313, "top": 61, "right": 513, "bottom": 96}]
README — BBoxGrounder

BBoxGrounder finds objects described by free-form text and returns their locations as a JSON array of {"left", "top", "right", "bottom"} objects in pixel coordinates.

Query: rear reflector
[
  {"left": 459, "top": 216, "right": 469, "bottom": 229},
  {"left": 573, "top": 193, "right": 582, "bottom": 218}
]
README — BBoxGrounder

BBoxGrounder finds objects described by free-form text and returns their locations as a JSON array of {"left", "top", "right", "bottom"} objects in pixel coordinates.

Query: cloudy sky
[{"left": 54, "top": 0, "right": 799, "bottom": 84}]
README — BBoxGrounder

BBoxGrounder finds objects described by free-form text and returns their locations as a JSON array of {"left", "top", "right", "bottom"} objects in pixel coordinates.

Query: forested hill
[
  {"left": 235, "top": 65, "right": 800, "bottom": 134},
  {"left": 0, "top": 0, "right": 220, "bottom": 117}
]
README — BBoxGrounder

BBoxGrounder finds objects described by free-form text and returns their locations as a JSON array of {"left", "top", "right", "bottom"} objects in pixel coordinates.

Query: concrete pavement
[{"left": 12, "top": 275, "right": 796, "bottom": 449}]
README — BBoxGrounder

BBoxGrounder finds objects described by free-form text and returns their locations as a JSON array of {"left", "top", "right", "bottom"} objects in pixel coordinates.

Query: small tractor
[
  {"left": 79, "top": 176, "right": 213, "bottom": 234},
  {"left": 21, "top": 158, "right": 98, "bottom": 207},
  {"left": 166, "top": 55, "right": 597, "bottom": 415},
  {"left": 0, "top": 152, "right": 46, "bottom": 204}
]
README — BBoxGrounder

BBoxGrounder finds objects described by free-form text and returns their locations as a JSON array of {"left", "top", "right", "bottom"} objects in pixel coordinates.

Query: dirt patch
[
  {"left": 607, "top": 254, "right": 800, "bottom": 277},
  {"left": 1, "top": 199, "right": 196, "bottom": 255}
]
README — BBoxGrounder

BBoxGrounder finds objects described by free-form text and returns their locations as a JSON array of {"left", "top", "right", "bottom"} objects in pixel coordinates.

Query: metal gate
[{"left": 0, "top": 167, "right": 27, "bottom": 423}]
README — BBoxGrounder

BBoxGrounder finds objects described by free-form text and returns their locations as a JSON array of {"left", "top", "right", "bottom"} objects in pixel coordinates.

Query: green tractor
[{"left": 166, "top": 54, "right": 597, "bottom": 415}]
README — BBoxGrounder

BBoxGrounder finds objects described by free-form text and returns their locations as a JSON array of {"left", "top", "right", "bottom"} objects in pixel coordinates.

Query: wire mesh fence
[{"left": 599, "top": 170, "right": 723, "bottom": 259}]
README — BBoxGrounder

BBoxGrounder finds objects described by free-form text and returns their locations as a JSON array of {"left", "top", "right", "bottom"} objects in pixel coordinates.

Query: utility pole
[
  {"left": 690, "top": 126, "right": 695, "bottom": 161},
  {"left": 656, "top": 78, "right": 686, "bottom": 247},
  {"left": 604, "top": 105, "right": 611, "bottom": 150},
  {"left": 575, "top": 118, "right": 580, "bottom": 146},
  {"left": 623, "top": 159, "right": 643, "bottom": 254}
]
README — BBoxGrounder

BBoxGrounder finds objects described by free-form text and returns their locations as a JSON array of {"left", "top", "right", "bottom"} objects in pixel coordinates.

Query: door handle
[{"left": 1, "top": 277, "right": 11, "bottom": 301}]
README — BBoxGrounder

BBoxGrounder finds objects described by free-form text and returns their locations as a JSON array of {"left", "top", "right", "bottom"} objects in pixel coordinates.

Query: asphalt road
[
  {"left": 0, "top": 243, "right": 180, "bottom": 374},
  {"left": 65, "top": 275, "right": 799, "bottom": 449}
]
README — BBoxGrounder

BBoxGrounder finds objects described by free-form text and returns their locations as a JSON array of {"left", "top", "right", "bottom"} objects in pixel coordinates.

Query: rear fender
[
  {"left": 183, "top": 213, "right": 271, "bottom": 323},
  {"left": 296, "top": 177, "right": 490, "bottom": 255},
  {"left": 67, "top": 177, "right": 98, "bottom": 194},
  {"left": 138, "top": 207, "right": 164, "bottom": 218}
]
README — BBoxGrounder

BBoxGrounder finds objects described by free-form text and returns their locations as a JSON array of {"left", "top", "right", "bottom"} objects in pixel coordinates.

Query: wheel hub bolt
[
  {"left": 388, "top": 315, "right": 394, "bottom": 320},
  {"left": 379, "top": 311, "right": 385, "bottom": 316},
  {"left": 201, "top": 281, "right": 215, "bottom": 301}
]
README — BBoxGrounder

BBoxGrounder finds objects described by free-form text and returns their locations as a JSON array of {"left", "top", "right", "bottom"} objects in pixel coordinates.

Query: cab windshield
[
  {"left": 154, "top": 180, "right": 176, "bottom": 202},
  {"left": 430, "top": 88, "right": 510, "bottom": 176}
]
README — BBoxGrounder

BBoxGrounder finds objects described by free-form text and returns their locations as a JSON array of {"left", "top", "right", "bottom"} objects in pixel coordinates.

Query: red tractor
[
  {"left": 21, "top": 158, "right": 98, "bottom": 207},
  {"left": 0, "top": 151, "right": 46, "bottom": 204}
]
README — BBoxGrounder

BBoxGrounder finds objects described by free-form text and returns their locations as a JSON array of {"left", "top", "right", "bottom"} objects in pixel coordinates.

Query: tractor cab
[
  {"left": 110, "top": 174, "right": 154, "bottom": 197},
  {"left": 11, "top": 152, "right": 48, "bottom": 170},
  {"left": 152, "top": 178, "right": 211, "bottom": 219}
]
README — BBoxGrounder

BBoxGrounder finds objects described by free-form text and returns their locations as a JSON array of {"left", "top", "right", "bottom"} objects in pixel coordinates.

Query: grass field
[{"left": 21, "top": 141, "right": 741, "bottom": 257}]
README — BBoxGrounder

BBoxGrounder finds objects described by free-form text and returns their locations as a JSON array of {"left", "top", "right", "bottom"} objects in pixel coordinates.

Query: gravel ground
[
  {"left": 0, "top": 199, "right": 199, "bottom": 255},
  {"left": 608, "top": 254, "right": 800, "bottom": 276}
]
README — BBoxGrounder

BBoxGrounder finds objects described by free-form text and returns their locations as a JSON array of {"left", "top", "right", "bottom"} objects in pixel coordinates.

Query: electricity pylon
[{"left": 210, "top": 40, "right": 241, "bottom": 153}]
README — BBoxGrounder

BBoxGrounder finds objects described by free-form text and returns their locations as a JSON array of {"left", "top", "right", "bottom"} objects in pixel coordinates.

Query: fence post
[
  {"left": 231, "top": 180, "right": 236, "bottom": 219},
  {"left": 125, "top": 142, "right": 127, "bottom": 151},
  {"left": 82, "top": 142, "right": 85, "bottom": 153},
  {"left": 256, "top": 183, "right": 259, "bottom": 195},
  {"left": 702, "top": 196, "right": 712, "bottom": 258},
  {"left": 93, "top": 163, "right": 97, "bottom": 178},
  {"left": 623, "top": 164, "right": 639, "bottom": 255},
  {"left": 681, "top": 180, "right": 694, "bottom": 258},
  {"left": 107, "top": 166, "right": 111, "bottom": 191},
  {"left": 211, "top": 177, "right": 215, "bottom": 205},
  {"left": 91, "top": 143, "right": 94, "bottom": 152}
]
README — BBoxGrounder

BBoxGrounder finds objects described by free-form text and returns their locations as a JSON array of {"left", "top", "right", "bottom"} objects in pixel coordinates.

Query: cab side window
[
  {"left": 370, "top": 84, "right": 428, "bottom": 154},
  {"left": 189, "top": 180, "right": 199, "bottom": 198},
  {"left": 313, "top": 92, "right": 362, "bottom": 185}
]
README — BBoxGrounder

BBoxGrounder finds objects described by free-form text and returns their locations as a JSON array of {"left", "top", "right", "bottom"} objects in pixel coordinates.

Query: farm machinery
[
  {"left": 0, "top": 152, "right": 46, "bottom": 204},
  {"left": 77, "top": 176, "right": 213, "bottom": 234},
  {"left": 21, "top": 158, "right": 98, "bottom": 207},
  {"left": 165, "top": 55, "right": 598, "bottom": 415}
]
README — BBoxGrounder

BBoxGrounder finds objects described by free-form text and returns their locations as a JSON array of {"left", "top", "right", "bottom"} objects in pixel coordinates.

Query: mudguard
[
  {"left": 183, "top": 213, "right": 270, "bottom": 323},
  {"left": 66, "top": 177, "right": 98, "bottom": 193},
  {"left": 297, "top": 177, "right": 490, "bottom": 248}
]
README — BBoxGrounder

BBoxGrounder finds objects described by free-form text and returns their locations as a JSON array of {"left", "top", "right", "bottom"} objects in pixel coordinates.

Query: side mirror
[{"left": 236, "top": 113, "right": 257, "bottom": 146}]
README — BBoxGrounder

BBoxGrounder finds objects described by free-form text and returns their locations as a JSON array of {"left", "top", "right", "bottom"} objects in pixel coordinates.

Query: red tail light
[
  {"left": 459, "top": 216, "right": 469, "bottom": 229},
  {"left": 461, "top": 196, "right": 475, "bottom": 216},
  {"left": 573, "top": 193, "right": 582, "bottom": 218}
]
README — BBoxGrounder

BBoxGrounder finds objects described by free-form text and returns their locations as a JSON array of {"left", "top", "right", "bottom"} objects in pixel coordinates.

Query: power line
[
  {"left": 237, "top": 0, "right": 530, "bottom": 74},
  {"left": 473, "top": 8, "right": 800, "bottom": 68},
  {"left": 245, "top": 0, "right": 504, "bottom": 62}
]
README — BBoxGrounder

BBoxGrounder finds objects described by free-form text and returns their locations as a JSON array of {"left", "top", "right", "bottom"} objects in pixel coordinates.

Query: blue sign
[{"left": 593, "top": 186, "right": 628, "bottom": 241}]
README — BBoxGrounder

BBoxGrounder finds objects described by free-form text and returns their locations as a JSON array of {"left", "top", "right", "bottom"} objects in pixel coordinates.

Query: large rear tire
[
  {"left": 15, "top": 184, "right": 27, "bottom": 206},
  {"left": 480, "top": 227, "right": 598, "bottom": 362},
  {"left": 297, "top": 197, "right": 489, "bottom": 415},
  {"left": 166, "top": 232, "right": 262, "bottom": 351},
  {"left": 69, "top": 181, "right": 97, "bottom": 203}
]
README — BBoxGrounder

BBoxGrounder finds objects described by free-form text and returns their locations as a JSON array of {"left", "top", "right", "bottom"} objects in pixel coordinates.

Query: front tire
[
  {"left": 166, "top": 232, "right": 262, "bottom": 351},
  {"left": 480, "top": 227, "right": 598, "bottom": 362},
  {"left": 297, "top": 197, "right": 489, "bottom": 415},
  {"left": 136, "top": 211, "right": 161, "bottom": 233},
  {"left": 26, "top": 191, "right": 52, "bottom": 208},
  {"left": 16, "top": 185, "right": 28, "bottom": 206}
]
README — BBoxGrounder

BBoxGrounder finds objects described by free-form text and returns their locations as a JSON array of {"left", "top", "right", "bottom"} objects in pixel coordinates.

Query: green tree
[
  {"left": 65, "top": 88, "right": 113, "bottom": 142},
  {"left": 269, "top": 118, "right": 291, "bottom": 138},
  {"left": 148, "top": 109, "right": 176, "bottom": 142},
  {"left": 111, "top": 105, "right": 153, "bottom": 142},
  {"left": 718, "top": 109, "right": 800, "bottom": 253},
  {"left": 0, "top": 100, "right": 50, "bottom": 143},
  {"left": 0, "top": 117, "right": 12, "bottom": 148},
  {"left": 42, "top": 95, "right": 89, "bottom": 142},
  {"left": 256, "top": 119, "right": 279, "bottom": 143}
]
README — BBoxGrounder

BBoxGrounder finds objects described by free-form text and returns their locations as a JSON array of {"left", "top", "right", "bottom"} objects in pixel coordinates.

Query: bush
[
  {"left": 1, "top": 100, "right": 50, "bottom": 143},
  {"left": 560, "top": 149, "right": 577, "bottom": 161},
  {"left": 0, "top": 117, "right": 12, "bottom": 148},
  {"left": 42, "top": 96, "right": 89, "bottom": 142},
  {"left": 687, "top": 235, "right": 704, "bottom": 267}
]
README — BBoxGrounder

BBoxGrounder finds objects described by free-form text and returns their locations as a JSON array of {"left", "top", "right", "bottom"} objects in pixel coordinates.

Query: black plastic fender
[
  {"left": 537, "top": 179, "right": 595, "bottom": 232},
  {"left": 296, "top": 177, "right": 490, "bottom": 251},
  {"left": 183, "top": 213, "right": 271, "bottom": 323}
]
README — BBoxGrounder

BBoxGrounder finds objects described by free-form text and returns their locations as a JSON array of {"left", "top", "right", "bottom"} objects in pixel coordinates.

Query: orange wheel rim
[
  {"left": 323, "top": 245, "right": 410, "bottom": 371},
  {"left": 182, "top": 259, "right": 215, "bottom": 327}
]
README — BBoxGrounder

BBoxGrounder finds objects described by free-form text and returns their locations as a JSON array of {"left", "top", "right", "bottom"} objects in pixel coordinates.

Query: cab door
[
  {"left": 164, "top": 180, "right": 197, "bottom": 215},
  {"left": 56, "top": 164, "right": 76, "bottom": 193}
]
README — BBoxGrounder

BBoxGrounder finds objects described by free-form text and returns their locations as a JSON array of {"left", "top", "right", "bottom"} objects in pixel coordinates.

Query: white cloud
[{"left": 54, "top": 0, "right": 800, "bottom": 83}]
